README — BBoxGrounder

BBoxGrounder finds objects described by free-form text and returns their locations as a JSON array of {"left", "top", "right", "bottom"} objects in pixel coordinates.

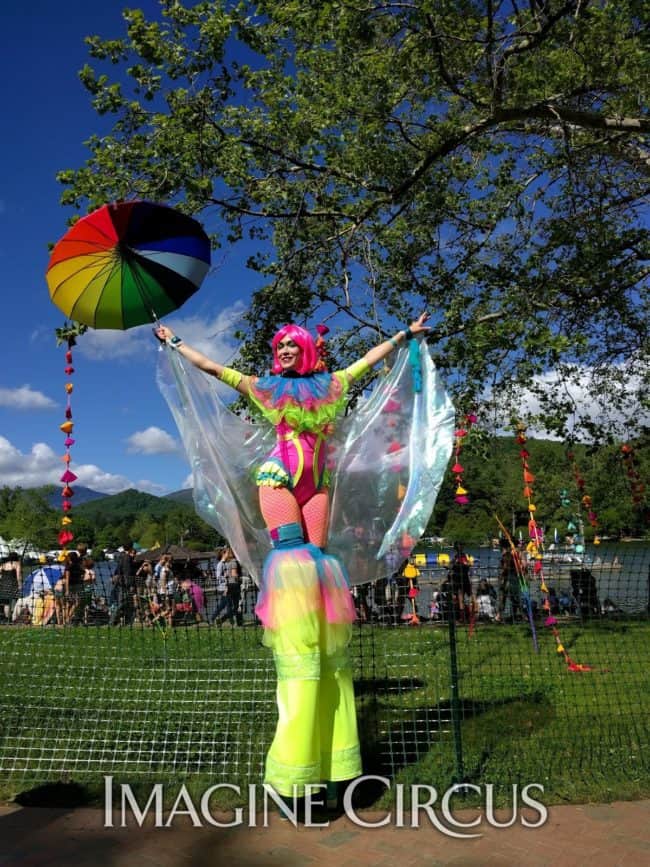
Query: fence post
[{"left": 447, "top": 603, "right": 465, "bottom": 786}]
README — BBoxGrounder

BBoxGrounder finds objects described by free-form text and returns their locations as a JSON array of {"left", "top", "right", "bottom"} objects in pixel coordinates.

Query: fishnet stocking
[
  {"left": 301, "top": 491, "right": 330, "bottom": 548},
  {"left": 258, "top": 487, "right": 330, "bottom": 547},
  {"left": 259, "top": 486, "right": 301, "bottom": 529}
]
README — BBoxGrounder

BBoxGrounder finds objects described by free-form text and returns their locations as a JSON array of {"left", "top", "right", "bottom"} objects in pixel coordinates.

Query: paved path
[{"left": 1, "top": 799, "right": 649, "bottom": 866}]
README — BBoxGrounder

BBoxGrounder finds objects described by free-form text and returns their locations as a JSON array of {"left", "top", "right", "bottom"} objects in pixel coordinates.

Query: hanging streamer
[
  {"left": 566, "top": 447, "right": 599, "bottom": 542},
  {"left": 452, "top": 410, "right": 477, "bottom": 505},
  {"left": 402, "top": 561, "right": 420, "bottom": 625},
  {"left": 511, "top": 424, "right": 592, "bottom": 672},
  {"left": 56, "top": 333, "right": 79, "bottom": 559},
  {"left": 621, "top": 443, "right": 647, "bottom": 512}
]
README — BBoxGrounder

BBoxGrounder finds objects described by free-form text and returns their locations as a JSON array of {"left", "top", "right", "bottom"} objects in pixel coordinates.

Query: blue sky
[{"left": 0, "top": 1, "right": 260, "bottom": 496}]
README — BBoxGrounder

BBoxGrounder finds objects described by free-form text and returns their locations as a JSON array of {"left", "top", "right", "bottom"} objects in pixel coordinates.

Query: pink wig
[{"left": 271, "top": 324, "right": 319, "bottom": 375}]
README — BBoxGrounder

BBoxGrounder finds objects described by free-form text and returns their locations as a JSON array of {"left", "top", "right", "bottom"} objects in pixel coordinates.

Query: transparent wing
[
  {"left": 327, "top": 340, "right": 455, "bottom": 585},
  {"left": 157, "top": 347, "right": 274, "bottom": 583},
  {"left": 157, "top": 340, "right": 454, "bottom": 588}
]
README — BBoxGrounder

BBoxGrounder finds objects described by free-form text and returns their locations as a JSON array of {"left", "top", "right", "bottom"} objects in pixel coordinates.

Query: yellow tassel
[{"left": 556, "top": 644, "right": 564, "bottom": 654}]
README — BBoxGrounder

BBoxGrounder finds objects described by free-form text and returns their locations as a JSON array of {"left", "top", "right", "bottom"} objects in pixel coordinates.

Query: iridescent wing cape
[{"left": 156, "top": 339, "right": 454, "bottom": 585}]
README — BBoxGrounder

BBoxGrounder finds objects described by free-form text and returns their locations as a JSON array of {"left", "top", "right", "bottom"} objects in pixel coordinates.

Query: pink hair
[{"left": 271, "top": 324, "right": 319, "bottom": 374}]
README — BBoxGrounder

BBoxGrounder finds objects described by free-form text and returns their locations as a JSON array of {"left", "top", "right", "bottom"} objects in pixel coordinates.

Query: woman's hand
[
  {"left": 408, "top": 312, "right": 430, "bottom": 336},
  {"left": 154, "top": 325, "right": 174, "bottom": 343}
]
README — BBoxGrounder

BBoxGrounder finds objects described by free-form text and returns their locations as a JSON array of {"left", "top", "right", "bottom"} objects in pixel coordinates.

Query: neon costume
[{"left": 157, "top": 328, "right": 454, "bottom": 797}]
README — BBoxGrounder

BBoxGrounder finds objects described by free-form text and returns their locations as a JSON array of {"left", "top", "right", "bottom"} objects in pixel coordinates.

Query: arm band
[
  {"left": 403, "top": 327, "right": 415, "bottom": 341},
  {"left": 219, "top": 367, "right": 243, "bottom": 389},
  {"left": 345, "top": 358, "right": 371, "bottom": 382}
]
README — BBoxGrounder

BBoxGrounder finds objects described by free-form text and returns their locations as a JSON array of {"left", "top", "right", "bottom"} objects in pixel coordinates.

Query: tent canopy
[{"left": 134, "top": 544, "right": 221, "bottom": 563}]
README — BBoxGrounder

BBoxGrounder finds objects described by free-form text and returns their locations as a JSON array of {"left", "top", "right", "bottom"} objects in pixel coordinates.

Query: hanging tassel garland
[{"left": 58, "top": 333, "right": 79, "bottom": 555}]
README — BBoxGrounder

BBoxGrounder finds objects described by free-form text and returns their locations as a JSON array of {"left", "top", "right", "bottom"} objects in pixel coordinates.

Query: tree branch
[{"left": 495, "top": 105, "right": 650, "bottom": 135}]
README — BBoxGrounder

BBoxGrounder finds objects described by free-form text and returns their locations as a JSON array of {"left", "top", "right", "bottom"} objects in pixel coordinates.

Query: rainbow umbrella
[{"left": 46, "top": 201, "right": 211, "bottom": 328}]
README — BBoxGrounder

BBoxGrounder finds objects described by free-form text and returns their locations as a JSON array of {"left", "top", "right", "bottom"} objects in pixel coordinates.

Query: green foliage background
[{"left": 56, "top": 0, "right": 649, "bottom": 442}]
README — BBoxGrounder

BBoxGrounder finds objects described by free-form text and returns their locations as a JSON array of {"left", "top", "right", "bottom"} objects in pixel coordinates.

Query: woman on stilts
[{"left": 156, "top": 312, "right": 453, "bottom": 808}]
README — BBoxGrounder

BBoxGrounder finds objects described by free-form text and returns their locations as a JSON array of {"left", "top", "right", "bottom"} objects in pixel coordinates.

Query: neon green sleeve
[
  {"left": 219, "top": 367, "right": 243, "bottom": 389},
  {"left": 343, "top": 358, "right": 371, "bottom": 382}
]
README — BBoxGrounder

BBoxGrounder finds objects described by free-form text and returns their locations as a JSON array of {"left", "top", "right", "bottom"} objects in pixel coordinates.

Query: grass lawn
[{"left": 0, "top": 618, "right": 648, "bottom": 808}]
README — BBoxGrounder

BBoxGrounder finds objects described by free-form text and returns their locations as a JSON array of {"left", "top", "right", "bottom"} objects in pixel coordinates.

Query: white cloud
[
  {"left": 135, "top": 479, "right": 169, "bottom": 496},
  {"left": 126, "top": 426, "right": 178, "bottom": 455},
  {"left": 487, "top": 362, "right": 648, "bottom": 440},
  {"left": 0, "top": 435, "right": 157, "bottom": 495},
  {"left": 181, "top": 473, "right": 194, "bottom": 490},
  {"left": 0, "top": 385, "right": 57, "bottom": 410},
  {"left": 75, "top": 322, "right": 153, "bottom": 361},
  {"left": 75, "top": 301, "right": 247, "bottom": 363},
  {"left": 162, "top": 302, "right": 247, "bottom": 361}
]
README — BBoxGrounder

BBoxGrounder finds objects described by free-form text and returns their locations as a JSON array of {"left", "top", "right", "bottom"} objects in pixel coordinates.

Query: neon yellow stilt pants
[{"left": 264, "top": 618, "right": 362, "bottom": 797}]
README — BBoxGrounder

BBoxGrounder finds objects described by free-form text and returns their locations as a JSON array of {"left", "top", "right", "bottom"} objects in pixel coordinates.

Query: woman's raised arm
[
  {"left": 155, "top": 325, "right": 251, "bottom": 396},
  {"left": 361, "top": 312, "right": 431, "bottom": 370}
]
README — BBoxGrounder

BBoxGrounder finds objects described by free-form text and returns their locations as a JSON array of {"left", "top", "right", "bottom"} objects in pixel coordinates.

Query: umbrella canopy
[
  {"left": 46, "top": 201, "right": 211, "bottom": 329},
  {"left": 22, "top": 565, "right": 64, "bottom": 597}
]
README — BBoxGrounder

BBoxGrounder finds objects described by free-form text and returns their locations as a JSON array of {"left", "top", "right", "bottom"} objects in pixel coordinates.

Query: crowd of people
[
  {"left": 0, "top": 541, "right": 253, "bottom": 628},
  {"left": 0, "top": 537, "right": 607, "bottom": 628}
]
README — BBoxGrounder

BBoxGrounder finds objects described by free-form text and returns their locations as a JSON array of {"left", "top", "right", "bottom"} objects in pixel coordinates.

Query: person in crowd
[
  {"left": 0, "top": 551, "right": 21, "bottom": 622},
  {"left": 64, "top": 550, "right": 84, "bottom": 625},
  {"left": 182, "top": 576, "right": 207, "bottom": 622},
  {"left": 558, "top": 587, "right": 576, "bottom": 615},
  {"left": 212, "top": 547, "right": 236, "bottom": 624},
  {"left": 570, "top": 568, "right": 600, "bottom": 619},
  {"left": 226, "top": 555, "right": 243, "bottom": 626},
  {"left": 79, "top": 555, "right": 96, "bottom": 624},
  {"left": 548, "top": 586, "right": 560, "bottom": 615},
  {"left": 476, "top": 578, "right": 497, "bottom": 621},
  {"left": 135, "top": 559, "right": 155, "bottom": 625},
  {"left": 495, "top": 538, "right": 522, "bottom": 623},
  {"left": 110, "top": 542, "right": 137, "bottom": 625},
  {"left": 448, "top": 543, "right": 473, "bottom": 622}
]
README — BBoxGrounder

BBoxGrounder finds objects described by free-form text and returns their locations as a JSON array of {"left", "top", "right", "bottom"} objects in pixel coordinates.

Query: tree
[
  {"left": 0, "top": 490, "right": 59, "bottom": 557},
  {"left": 58, "top": 1, "right": 648, "bottom": 440}
]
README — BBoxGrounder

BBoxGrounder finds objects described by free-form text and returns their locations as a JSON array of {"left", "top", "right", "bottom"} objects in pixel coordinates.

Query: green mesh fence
[{"left": 0, "top": 545, "right": 648, "bottom": 804}]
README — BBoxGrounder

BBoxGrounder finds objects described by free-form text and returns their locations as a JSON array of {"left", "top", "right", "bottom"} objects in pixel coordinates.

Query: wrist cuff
[
  {"left": 404, "top": 327, "right": 415, "bottom": 341},
  {"left": 168, "top": 335, "right": 183, "bottom": 349}
]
